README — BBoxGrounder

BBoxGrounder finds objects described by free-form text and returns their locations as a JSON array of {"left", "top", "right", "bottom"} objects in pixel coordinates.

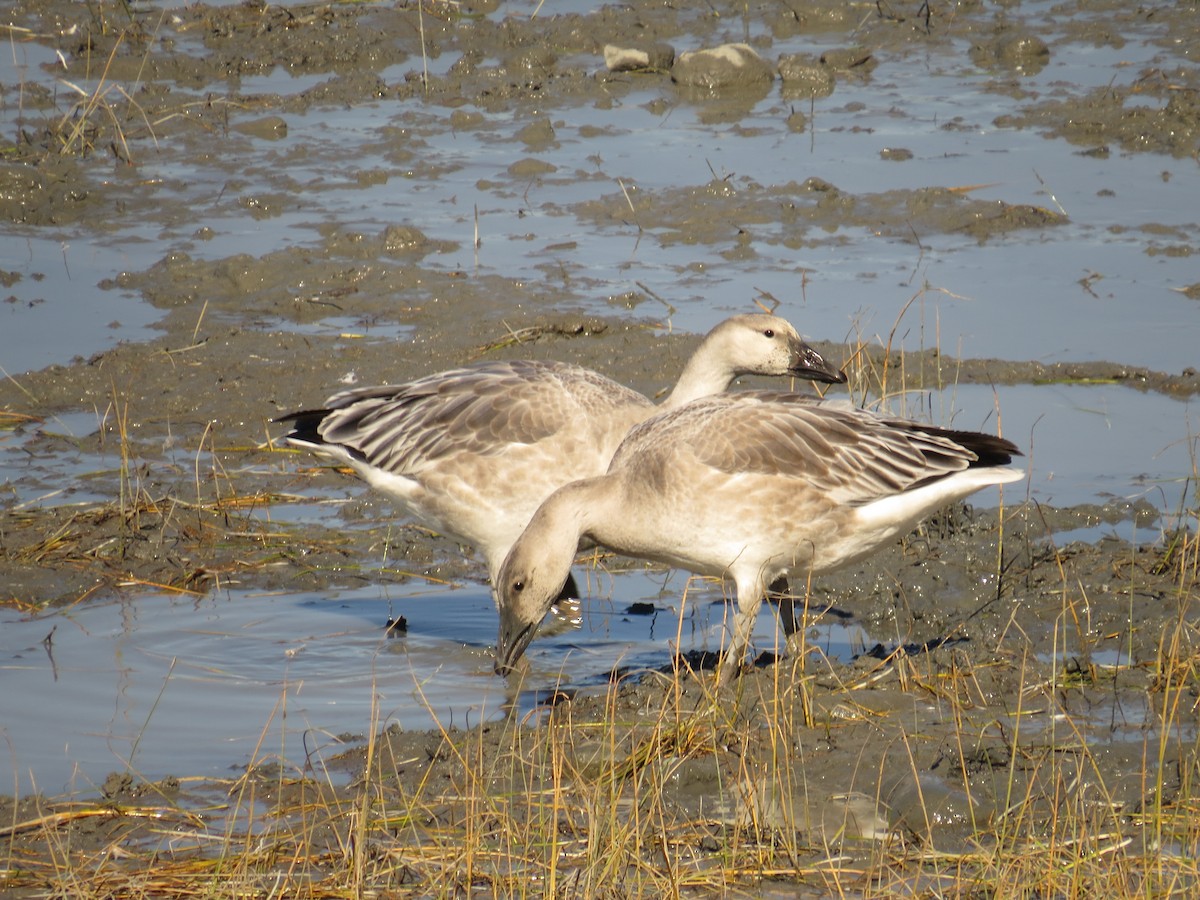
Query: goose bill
[
  {"left": 791, "top": 343, "right": 847, "bottom": 385},
  {"left": 495, "top": 621, "right": 535, "bottom": 675}
]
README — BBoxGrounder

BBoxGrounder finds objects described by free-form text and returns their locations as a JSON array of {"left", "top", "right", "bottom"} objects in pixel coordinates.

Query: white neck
[
  {"left": 530, "top": 477, "right": 619, "bottom": 550},
  {"left": 660, "top": 333, "right": 739, "bottom": 410}
]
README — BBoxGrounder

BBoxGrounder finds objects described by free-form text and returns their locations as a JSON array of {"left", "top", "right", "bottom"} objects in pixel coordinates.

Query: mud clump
[{"left": 671, "top": 43, "right": 775, "bottom": 92}]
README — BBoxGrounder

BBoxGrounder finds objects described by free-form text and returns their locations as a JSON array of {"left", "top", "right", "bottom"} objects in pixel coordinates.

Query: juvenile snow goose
[
  {"left": 495, "top": 391, "right": 1023, "bottom": 683},
  {"left": 279, "top": 315, "right": 845, "bottom": 603}
]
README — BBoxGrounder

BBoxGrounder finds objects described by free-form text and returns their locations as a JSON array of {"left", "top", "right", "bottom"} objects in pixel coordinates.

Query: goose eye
[{"left": 763, "top": 329, "right": 775, "bottom": 338}]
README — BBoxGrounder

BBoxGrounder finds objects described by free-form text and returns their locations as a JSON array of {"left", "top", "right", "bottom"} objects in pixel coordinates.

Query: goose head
[
  {"left": 669, "top": 314, "right": 845, "bottom": 408},
  {"left": 493, "top": 494, "right": 582, "bottom": 676},
  {"left": 494, "top": 545, "right": 572, "bottom": 675},
  {"left": 723, "top": 314, "right": 846, "bottom": 383}
]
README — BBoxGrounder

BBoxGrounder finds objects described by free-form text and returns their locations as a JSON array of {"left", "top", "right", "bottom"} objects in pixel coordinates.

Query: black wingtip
[
  {"left": 273, "top": 408, "right": 331, "bottom": 445},
  {"left": 931, "top": 427, "right": 1023, "bottom": 467}
]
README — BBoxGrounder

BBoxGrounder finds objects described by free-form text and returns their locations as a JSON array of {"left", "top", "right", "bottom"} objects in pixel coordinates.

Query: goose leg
[
  {"left": 766, "top": 575, "right": 799, "bottom": 636},
  {"left": 554, "top": 571, "right": 581, "bottom": 605},
  {"left": 718, "top": 602, "right": 762, "bottom": 685},
  {"left": 719, "top": 578, "right": 794, "bottom": 683},
  {"left": 541, "top": 570, "right": 582, "bottom": 636}
]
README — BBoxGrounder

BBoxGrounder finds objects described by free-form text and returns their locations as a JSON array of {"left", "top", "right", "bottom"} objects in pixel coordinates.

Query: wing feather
[
  {"left": 288, "top": 360, "right": 650, "bottom": 475},
  {"left": 612, "top": 392, "right": 1018, "bottom": 507}
]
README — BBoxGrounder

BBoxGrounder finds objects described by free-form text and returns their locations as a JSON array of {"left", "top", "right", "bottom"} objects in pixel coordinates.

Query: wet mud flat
[{"left": 2, "top": 0, "right": 1200, "bottom": 896}]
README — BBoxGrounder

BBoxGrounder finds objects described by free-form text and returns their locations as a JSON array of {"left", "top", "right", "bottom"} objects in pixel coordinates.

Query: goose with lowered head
[{"left": 494, "top": 391, "right": 1023, "bottom": 682}]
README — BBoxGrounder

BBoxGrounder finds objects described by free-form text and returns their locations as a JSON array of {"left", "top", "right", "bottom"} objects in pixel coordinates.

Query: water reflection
[{"left": 0, "top": 571, "right": 860, "bottom": 795}]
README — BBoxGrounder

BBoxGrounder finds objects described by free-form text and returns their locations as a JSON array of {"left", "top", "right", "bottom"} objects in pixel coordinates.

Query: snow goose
[
  {"left": 279, "top": 315, "right": 845, "bottom": 602},
  {"left": 494, "top": 391, "right": 1024, "bottom": 682}
]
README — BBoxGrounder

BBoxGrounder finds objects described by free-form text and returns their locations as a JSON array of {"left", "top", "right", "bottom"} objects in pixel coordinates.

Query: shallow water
[
  {"left": 0, "top": 377, "right": 1191, "bottom": 795},
  {"left": 0, "top": 570, "right": 862, "bottom": 794},
  {"left": 2, "top": 2, "right": 1198, "bottom": 375},
  {"left": 898, "top": 382, "right": 1197, "bottom": 511}
]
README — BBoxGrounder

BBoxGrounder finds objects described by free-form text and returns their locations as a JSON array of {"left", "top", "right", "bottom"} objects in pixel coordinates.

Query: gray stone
[
  {"left": 777, "top": 54, "right": 836, "bottom": 99},
  {"left": 671, "top": 43, "right": 774, "bottom": 91},
  {"left": 603, "top": 42, "right": 675, "bottom": 72}
]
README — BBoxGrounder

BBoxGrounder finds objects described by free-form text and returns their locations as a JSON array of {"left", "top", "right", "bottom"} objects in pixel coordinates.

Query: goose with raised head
[
  {"left": 279, "top": 315, "right": 846, "bottom": 602},
  {"left": 494, "top": 391, "right": 1023, "bottom": 682}
]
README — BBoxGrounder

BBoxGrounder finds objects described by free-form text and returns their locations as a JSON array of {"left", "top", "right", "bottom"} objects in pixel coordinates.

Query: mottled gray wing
[
  {"left": 316, "top": 360, "right": 650, "bottom": 474},
  {"left": 615, "top": 392, "right": 1014, "bottom": 507}
]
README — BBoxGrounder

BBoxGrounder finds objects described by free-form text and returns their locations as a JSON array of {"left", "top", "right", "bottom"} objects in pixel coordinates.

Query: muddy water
[
  {"left": 0, "top": 0, "right": 1198, "bottom": 833},
  {"left": 0, "top": 572, "right": 861, "bottom": 793},
  {"left": 2, "top": 2, "right": 1198, "bottom": 376}
]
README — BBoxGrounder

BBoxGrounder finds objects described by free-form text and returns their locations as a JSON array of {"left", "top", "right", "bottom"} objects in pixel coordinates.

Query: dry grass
[
  {"left": 49, "top": 28, "right": 153, "bottom": 162},
  {"left": 4, "top": 587, "right": 1197, "bottom": 898},
  {"left": 3, "top": 2, "right": 158, "bottom": 162},
  {"left": 4, "top": 6, "right": 248, "bottom": 163},
  {"left": 2, "top": 391, "right": 387, "bottom": 613}
]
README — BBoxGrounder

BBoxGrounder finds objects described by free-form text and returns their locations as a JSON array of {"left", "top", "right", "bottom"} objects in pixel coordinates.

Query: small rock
[
  {"left": 777, "top": 54, "right": 835, "bottom": 98},
  {"left": 603, "top": 42, "right": 674, "bottom": 72},
  {"left": 516, "top": 117, "right": 556, "bottom": 148},
  {"left": 996, "top": 33, "right": 1050, "bottom": 69},
  {"left": 230, "top": 116, "right": 288, "bottom": 141},
  {"left": 671, "top": 43, "right": 774, "bottom": 91},
  {"left": 880, "top": 147, "right": 914, "bottom": 161}
]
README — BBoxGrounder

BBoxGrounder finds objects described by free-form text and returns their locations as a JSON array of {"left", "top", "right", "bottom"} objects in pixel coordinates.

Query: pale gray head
[
  {"left": 494, "top": 537, "right": 574, "bottom": 675},
  {"left": 704, "top": 314, "right": 846, "bottom": 384}
]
